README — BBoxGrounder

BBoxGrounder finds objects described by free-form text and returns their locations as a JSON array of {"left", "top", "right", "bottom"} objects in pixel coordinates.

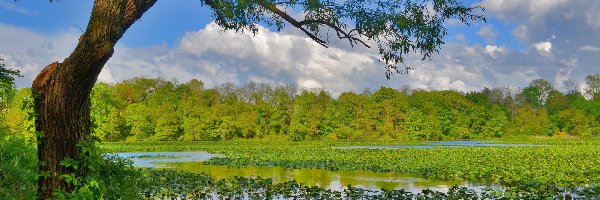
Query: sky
[{"left": 0, "top": 0, "right": 599, "bottom": 96}]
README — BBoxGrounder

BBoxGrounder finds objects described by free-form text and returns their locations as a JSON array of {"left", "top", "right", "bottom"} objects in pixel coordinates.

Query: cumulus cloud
[
  {"left": 104, "top": 23, "right": 381, "bottom": 95},
  {"left": 533, "top": 41, "right": 552, "bottom": 56},
  {"left": 0, "top": 23, "right": 79, "bottom": 87},
  {"left": 106, "top": 23, "right": 555, "bottom": 94},
  {"left": 4, "top": 0, "right": 600, "bottom": 98},
  {"left": 480, "top": 0, "right": 600, "bottom": 88},
  {"left": 485, "top": 45, "right": 506, "bottom": 59}
]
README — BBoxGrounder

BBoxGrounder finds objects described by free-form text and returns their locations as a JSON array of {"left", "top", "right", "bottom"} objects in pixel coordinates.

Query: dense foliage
[
  {"left": 0, "top": 130, "right": 37, "bottom": 199},
  {"left": 3, "top": 75, "right": 600, "bottom": 142}
]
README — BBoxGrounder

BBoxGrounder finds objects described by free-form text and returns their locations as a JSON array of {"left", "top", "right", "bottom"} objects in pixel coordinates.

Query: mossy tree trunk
[{"left": 32, "top": 1, "right": 156, "bottom": 199}]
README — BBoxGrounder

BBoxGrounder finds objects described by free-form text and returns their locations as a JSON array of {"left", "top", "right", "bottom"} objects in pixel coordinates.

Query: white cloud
[
  {"left": 104, "top": 22, "right": 382, "bottom": 96},
  {"left": 533, "top": 41, "right": 552, "bottom": 56},
  {"left": 578, "top": 45, "right": 600, "bottom": 52},
  {"left": 106, "top": 23, "right": 512, "bottom": 94},
  {"left": 97, "top": 67, "right": 115, "bottom": 84},
  {"left": 298, "top": 79, "right": 322, "bottom": 89},
  {"left": 485, "top": 45, "right": 506, "bottom": 59},
  {"left": 0, "top": 23, "right": 79, "bottom": 87},
  {"left": 480, "top": 0, "right": 569, "bottom": 22}
]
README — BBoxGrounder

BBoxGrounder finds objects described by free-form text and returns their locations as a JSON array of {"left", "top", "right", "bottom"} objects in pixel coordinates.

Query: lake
[{"left": 114, "top": 149, "right": 501, "bottom": 193}]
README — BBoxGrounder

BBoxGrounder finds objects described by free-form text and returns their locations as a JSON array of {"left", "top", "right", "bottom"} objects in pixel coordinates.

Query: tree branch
[
  {"left": 258, "top": 2, "right": 370, "bottom": 49},
  {"left": 297, "top": 20, "right": 370, "bottom": 48},
  {"left": 258, "top": 2, "right": 329, "bottom": 48}
]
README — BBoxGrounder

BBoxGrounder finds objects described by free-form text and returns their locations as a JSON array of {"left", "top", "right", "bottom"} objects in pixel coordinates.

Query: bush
[
  {"left": 0, "top": 130, "right": 146, "bottom": 199},
  {"left": 54, "top": 139, "right": 146, "bottom": 199},
  {"left": 0, "top": 129, "right": 38, "bottom": 199}
]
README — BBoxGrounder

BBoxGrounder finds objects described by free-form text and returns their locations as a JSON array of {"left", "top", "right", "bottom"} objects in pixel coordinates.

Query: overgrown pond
[
  {"left": 337, "top": 140, "right": 545, "bottom": 149},
  {"left": 158, "top": 162, "right": 500, "bottom": 193},
  {"left": 114, "top": 151, "right": 501, "bottom": 193}
]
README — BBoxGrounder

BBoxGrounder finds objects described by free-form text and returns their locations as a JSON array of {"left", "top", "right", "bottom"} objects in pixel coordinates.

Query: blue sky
[{"left": 1, "top": 0, "right": 599, "bottom": 96}]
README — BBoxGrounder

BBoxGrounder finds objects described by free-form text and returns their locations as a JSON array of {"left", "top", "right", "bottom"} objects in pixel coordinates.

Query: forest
[{"left": 2, "top": 74, "right": 599, "bottom": 142}]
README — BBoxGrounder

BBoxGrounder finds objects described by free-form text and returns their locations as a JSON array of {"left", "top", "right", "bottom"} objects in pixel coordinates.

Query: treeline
[{"left": 1, "top": 75, "right": 600, "bottom": 142}]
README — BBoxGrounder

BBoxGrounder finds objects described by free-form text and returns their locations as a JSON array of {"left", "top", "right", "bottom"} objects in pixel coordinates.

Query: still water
[
  {"left": 114, "top": 151, "right": 500, "bottom": 193},
  {"left": 115, "top": 151, "right": 222, "bottom": 168},
  {"left": 159, "top": 162, "right": 499, "bottom": 193}
]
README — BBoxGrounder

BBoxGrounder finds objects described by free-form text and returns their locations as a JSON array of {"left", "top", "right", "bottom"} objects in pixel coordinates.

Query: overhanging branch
[
  {"left": 258, "top": 1, "right": 369, "bottom": 49},
  {"left": 297, "top": 20, "right": 370, "bottom": 48},
  {"left": 258, "top": 2, "right": 329, "bottom": 47}
]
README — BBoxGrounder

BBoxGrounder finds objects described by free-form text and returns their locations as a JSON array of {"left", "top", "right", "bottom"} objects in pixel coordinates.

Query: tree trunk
[{"left": 32, "top": 0, "right": 156, "bottom": 199}]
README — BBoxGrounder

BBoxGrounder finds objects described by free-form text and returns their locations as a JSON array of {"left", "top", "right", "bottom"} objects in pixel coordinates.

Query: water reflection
[
  {"left": 158, "top": 162, "right": 500, "bottom": 193},
  {"left": 115, "top": 152, "right": 222, "bottom": 168}
]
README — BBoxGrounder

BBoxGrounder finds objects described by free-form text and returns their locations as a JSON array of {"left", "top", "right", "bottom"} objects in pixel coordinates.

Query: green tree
[
  {"left": 0, "top": 59, "right": 20, "bottom": 89},
  {"left": 519, "top": 86, "right": 542, "bottom": 108},
  {"left": 0, "top": 59, "right": 20, "bottom": 130},
  {"left": 4, "top": 88, "right": 36, "bottom": 142},
  {"left": 545, "top": 90, "right": 569, "bottom": 114},
  {"left": 584, "top": 74, "right": 600, "bottom": 99},
  {"left": 529, "top": 79, "right": 554, "bottom": 105},
  {"left": 480, "top": 106, "right": 508, "bottom": 138},
  {"left": 178, "top": 92, "right": 210, "bottom": 141},
  {"left": 557, "top": 108, "right": 592, "bottom": 136},
  {"left": 509, "top": 105, "right": 553, "bottom": 136},
  {"left": 90, "top": 82, "right": 123, "bottom": 141},
  {"left": 466, "top": 89, "right": 489, "bottom": 105},
  {"left": 101, "top": 107, "right": 127, "bottom": 141},
  {"left": 406, "top": 108, "right": 441, "bottom": 140},
  {"left": 124, "top": 103, "right": 154, "bottom": 141},
  {"left": 268, "top": 86, "right": 294, "bottom": 136},
  {"left": 151, "top": 103, "right": 182, "bottom": 141}
]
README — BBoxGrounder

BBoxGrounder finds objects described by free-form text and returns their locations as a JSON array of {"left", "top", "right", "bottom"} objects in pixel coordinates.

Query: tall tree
[
  {"left": 31, "top": 0, "right": 483, "bottom": 197},
  {"left": 0, "top": 59, "right": 21, "bottom": 88},
  {"left": 0, "top": 59, "right": 20, "bottom": 116},
  {"left": 529, "top": 79, "right": 554, "bottom": 106},
  {"left": 584, "top": 74, "right": 600, "bottom": 99}
]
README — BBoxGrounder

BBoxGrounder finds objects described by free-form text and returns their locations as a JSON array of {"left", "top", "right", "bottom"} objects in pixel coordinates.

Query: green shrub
[
  {"left": 0, "top": 129, "right": 38, "bottom": 200},
  {"left": 53, "top": 139, "right": 146, "bottom": 199}
]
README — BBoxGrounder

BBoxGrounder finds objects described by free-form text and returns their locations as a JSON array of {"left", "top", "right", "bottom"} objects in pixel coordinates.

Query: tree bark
[{"left": 32, "top": 0, "right": 156, "bottom": 199}]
